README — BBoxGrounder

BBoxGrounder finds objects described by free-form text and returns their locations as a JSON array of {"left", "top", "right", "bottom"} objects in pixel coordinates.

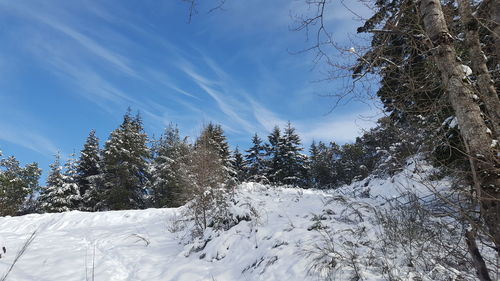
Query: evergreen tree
[
  {"left": 276, "top": 121, "right": 308, "bottom": 187},
  {"left": 244, "top": 133, "right": 268, "bottom": 183},
  {"left": 150, "top": 124, "right": 191, "bottom": 208},
  {"left": 360, "top": 117, "right": 418, "bottom": 177},
  {"left": 40, "top": 153, "right": 78, "bottom": 213},
  {"left": 231, "top": 146, "right": 246, "bottom": 183},
  {"left": 62, "top": 153, "right": 82, "bottom": 210},
  {"left": 18, "top": 161, "right": 42, "bottom": 214},
  {"left": 308, "top": 141, "right": 337, "bottom": 189},
  {"left": 335, "top": 140, "right": 368, "bottom": 186},
  {"left": 101, "top": 109, "right": 150, "bottom": 210},
  {"left": 77, "top": 129, "right": 102, "bottom": 211},
  {"left": 308, "top": 141, "right": 319, "bottom": 184},
  {"left": 198, "top": 123, "right": 231, "bottom": 164},
  {"left": 265, "top": 126, "right": 282, "bottom": 184},
  {"left": 0, "top": 152, "right": 41, "bottom": 216},
  {"left": 195, "top": 123, "right": 234, "bottom": 182}
]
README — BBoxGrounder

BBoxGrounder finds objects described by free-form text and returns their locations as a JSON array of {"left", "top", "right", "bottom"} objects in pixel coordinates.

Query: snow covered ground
[{"left": 0, "top": 159, "right": 472, "bottom": 281}]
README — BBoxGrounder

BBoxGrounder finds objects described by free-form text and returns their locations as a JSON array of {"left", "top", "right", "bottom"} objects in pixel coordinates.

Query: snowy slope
[{"left": 0, "top": 159, "right": 470, "bottom": 281}]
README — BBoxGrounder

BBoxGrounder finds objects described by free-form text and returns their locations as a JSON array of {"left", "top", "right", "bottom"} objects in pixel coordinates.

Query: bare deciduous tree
[
  {"left": 457, "top": 0, "right": 500, "bottom": 136},
  {"left": 182, "top": 125, "right": 232, "bottom": 236},
  {"left": 419, "top": 0, "right": 499, "bottom": 267}
]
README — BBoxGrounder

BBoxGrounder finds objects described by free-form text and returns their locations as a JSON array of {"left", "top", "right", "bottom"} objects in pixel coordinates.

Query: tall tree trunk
[
  {"left": 457, "top": 0, "right": 500, "bottom": 138},
  {"left": 419, "top": 0, "right": 500, "bottom": 259}
]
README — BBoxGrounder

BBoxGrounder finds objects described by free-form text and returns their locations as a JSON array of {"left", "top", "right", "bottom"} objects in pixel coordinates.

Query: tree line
[{"left": 0, "top": 109, "right": 414, "bottom": 216}]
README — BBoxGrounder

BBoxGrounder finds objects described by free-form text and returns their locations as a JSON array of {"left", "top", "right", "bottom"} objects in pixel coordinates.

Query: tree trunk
[
  {"left": 457, "top": 0, "right": 500, "bottom": 138},
  {"left": 492, "top": 0, "right": 500, "bottom": 67},
  {"left": 419, "top": 0, "right": 500, "bottom": 258},
  {"left": 465, "top": 229, "right": 493, "bottom": 281}
]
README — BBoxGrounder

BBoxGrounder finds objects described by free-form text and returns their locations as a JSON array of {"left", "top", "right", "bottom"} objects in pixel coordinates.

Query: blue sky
[{"left": 0, "top": 0, "right": 381, "bottom": 179}]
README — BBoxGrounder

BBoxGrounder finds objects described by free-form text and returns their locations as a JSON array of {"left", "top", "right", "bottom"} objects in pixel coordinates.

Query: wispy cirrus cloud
[
  {"left": 35, "top": 48, "right": 139, "bottom": 113},
  {"left": 175, "top": 46, "right": 381, "bottom": 145},
  {"left": 0, "top": 107, "right": 59, "bottom": 156},
  {"left": 0, "top": 2, "right": 179, "bottom": 128},
  {"left": 1, "top": 2, "right": 137, "bottom": 78},
  {"left": 177, "top": 60, "right": 260, "bottom": 135},
  {"left": 40, "top": 18, "right": 136, "bottom": 78},
  {"left": 248, "top": 99, "right": 288, "bottom": 132},
  {"left": 0, "top": 0, "right": 380, "bottom": 162},
  {"left": 248, "top": 96, "right": 381, "bottom": 145},
  {"left": 0, "top": 128, "right": 59, "bottom": 157},
  {"left": 143, "top": 69, "right": 199, "bottom": 100}
]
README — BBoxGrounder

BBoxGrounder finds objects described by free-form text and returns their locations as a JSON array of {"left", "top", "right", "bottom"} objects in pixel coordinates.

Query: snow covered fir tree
[
  {"left": 101, "top": 109, "right": 151, "bottom": 210},
  {"left": 0, "top": 0, "right": 499, "bottom": 280},
  {"left": 39, "top": 153, "right": 80, "bottom": 213},
  {"left": 244, "top": 133, "right": 268, "bottom": 183},
  {"left": 77, "top": 129, "right": 102, "bottom": 211},
  {"left": 150, "top": 123, "right": 191, "bottom": 208}
]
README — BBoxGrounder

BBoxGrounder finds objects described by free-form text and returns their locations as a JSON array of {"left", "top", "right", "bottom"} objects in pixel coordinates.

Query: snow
[
  {"left": 459, "top": 64, "right": 472, "bottom": 78},
  {"left": 0, "top": 158, "right": 469, "bottom": 280},
  {"left": 442, "top": 116, "right": 458, "bottom": 128}
]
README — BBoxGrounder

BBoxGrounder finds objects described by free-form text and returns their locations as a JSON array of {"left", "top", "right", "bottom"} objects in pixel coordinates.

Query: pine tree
[
  {"left": 244, "top": 133, "right": 268, "bottom": 183},
  {"left": 77, "top": 129, "right": 102, "bottom": 211},
  {"left": 101, "top": 109, "right": 150, "bottom": 210},
  {"left": 40, "top": 153, "right": 79, "bottom": 213},
  {"left": 0, "top": 153, "right": 41, "bottom": 216},
  {"left": 277, "top": 121, "right": 308, "bottom": 187},
  {"left": 309, "top": 141, "right": 337, "bottom": 189},
  {"left": 231, "top": 146, "right": 246, "bottom": 183},
  {"left": 199, "top": 123, "right": 231, "bottom": 165},
  {"left": 62, "top": 153, "right": 82, "bottom": 210},
  {"left": 335, "top": 141, "right": 367, "bottom": 186},
  {"left": 195, "top": 123, "right": 234, "bottom": 182},
  {"left": 150, "top": 124, "right": 191, "bottom": 208},
  {"left": 360, "top": 117, "right": 419, "bottom": 177},
  {"left": 309, "top": 141, "right": 319, "bottom": 186},
  {"left": 265, "top": 126, "right": 282, "bottom": 184},
  {"left": 18, "top": 161, "right": 42, "bottom": 214}
]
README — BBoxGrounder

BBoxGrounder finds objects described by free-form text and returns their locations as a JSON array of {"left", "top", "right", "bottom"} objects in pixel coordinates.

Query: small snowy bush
[{"left": 182, "top": 187, "right": 260, "bottom": 239}]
